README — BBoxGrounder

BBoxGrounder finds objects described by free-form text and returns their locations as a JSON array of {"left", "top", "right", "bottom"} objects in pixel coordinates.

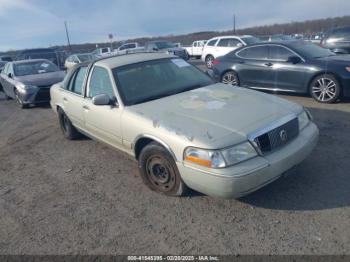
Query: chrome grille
[{"left": 254, "top": 118, "right": 299, "bottom": 154}]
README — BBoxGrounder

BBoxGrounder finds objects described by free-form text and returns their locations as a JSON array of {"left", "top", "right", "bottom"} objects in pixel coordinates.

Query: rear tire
[
  {"left": 221, "top": 71, "right": 240, "bottom": 86},
  {"left": 138, "top": 142, "right": 188, "bottom": 196},
  {"left": 309, "top": 74, "right": 341, "bottom": 103},
  {"left": 205, "top": 55, "right": 214, "bottom": 69},
  {"left": 58, "top": 108, "right": 81, "bottom": 140}
]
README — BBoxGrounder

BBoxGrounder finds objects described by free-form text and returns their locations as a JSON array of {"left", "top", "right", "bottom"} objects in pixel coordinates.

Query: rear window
[{"left": 327, "top": 27, "right": 350, "bottom": 39}]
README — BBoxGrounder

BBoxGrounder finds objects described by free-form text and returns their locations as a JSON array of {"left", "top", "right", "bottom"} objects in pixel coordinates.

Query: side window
[
  {"left": 207, "top": 39, "right": 218, "bottom": 46},
  {"left": 119, "top": 45, "right": 126, "bottom": 51},
  {"left": 88, "top": 66, "right": 115, "bottom": 98},
  {"left": 194, "top": 42, "right": 198, "bottom": 47},
  {"left": 237, "top": 46, "right": 269, "bottom": 59},
  {"left": 269, "top": 46, "right": 294, "bottom": 61},
  {"left": 8, "top": 64, "right": 14, "bottom": 75},
  {"left": 67, "top": 67, "right": 87, "bottom": 94},
  {"left": 217, "top": 38, "right": 241, "bottom": 47},
  {"left": 2, "top": 64, "right": 9, "bottom": 74}
]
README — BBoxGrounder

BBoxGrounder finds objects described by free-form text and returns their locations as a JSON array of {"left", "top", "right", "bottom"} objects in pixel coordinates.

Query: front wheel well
[
  {"left": 205, "top": 54, "right": 214, "bottom": 60},
  {"left": 134, "top": 138, "right": 156, "bottom": 160},
  {"left": 134, "top": 137, "right": 176, "bottom": 161},
  {"left": 221, "top": 69, "right": 239, "bottom": 79}
]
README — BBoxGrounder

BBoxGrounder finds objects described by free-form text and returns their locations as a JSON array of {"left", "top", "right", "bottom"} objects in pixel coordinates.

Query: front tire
[
  {"left": 221, "top": 71, "right": 240, "bottom": 86},
  {"left": 205, "top": 55, "right": 214, "bottom": 69},
  {"left": 138, "top": 142, "right": 188, "bottom": 196},
  {"left": 309, "top": 74, "right": 341, "bottom": 103},
  {"left": 58, "top": 108, "right": 81, "bottom": 140}
]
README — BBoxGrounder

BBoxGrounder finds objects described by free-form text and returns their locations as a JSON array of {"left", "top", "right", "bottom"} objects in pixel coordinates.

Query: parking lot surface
[{"left": 0, "top": 62, "right": 350, "bottom": 255}]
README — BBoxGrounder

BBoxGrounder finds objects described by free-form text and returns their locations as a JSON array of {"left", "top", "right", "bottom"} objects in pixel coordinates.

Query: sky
[{"left": 0, "top": 0, "right": 349, "bottom": 51}]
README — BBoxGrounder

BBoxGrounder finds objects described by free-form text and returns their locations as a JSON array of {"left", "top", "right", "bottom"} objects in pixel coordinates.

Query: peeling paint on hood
[{"left": 128, "top": 83, "right": 302, "bottom": 147}]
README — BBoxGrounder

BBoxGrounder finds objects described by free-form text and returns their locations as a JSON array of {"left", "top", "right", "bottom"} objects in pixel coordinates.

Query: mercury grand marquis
[{"left": 50, "top": 53, "right": 319, "bottom": 198}]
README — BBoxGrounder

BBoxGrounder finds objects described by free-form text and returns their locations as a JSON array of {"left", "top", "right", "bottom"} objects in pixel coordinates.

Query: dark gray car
[
  {"left": 0, "top": 59, "right": 65, "bottom": 108},
  {"left": 144, "top": 41, "right": 189, "bottom": 60}
]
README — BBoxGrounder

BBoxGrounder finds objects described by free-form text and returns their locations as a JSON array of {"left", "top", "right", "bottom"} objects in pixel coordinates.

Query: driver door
[
  {"left": 82, "top": 65, "right": 123, "bottom": 149},
  {"left": 267, "top": 45, "right": 308, "bottom": 92}
]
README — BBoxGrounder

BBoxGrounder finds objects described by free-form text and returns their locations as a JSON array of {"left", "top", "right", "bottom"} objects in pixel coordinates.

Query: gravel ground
[{"left": 0, "top": 63, "right": 350, "bottom": 255}]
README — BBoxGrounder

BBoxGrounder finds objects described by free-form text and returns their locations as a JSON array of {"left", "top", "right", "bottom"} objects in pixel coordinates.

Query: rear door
[
  {"left": 60, "top": 66, "right": 87, "bottom": 130},
  {"left": 82, "top": 66, "right": 123, "bottom": 148},
  {"left": 235, "top": 45, "right": 275, "bottom": 88},
  {"left": 267, "top": 45, "right": 308, "bottom": 92}
]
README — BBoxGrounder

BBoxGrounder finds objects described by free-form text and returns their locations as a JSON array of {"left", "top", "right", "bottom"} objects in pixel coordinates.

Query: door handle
[
  {"left": 264, "top": 62, "right": 273, "bottom": 67},
  {"left": 238, "top": 60, "right": 245, "bottom": 64},
  {"left": 83, "top": 105, "right": 90, "bottom": 110},
  {"left": 63, "top": 97, "right": 68, "bottom": 102}
]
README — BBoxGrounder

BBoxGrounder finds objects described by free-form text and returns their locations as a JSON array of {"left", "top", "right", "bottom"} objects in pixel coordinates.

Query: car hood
[
  {"left": 128, "top": 83, "right": 303, "bottom": 148},
  {"left": 14, "top": 71, "right": 65, "bottom": 87},
  {"left": 313, "top": 54, "right": 350, "bottom": 65}
]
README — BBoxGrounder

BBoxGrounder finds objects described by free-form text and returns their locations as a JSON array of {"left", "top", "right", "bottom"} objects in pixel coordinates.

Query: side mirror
[
  {"left": 152, "top": 47, "right": 158, "bottom": 51},
  {"left": 287, "top": 56, "right": 302, "bottom": 64},
  {"left": 237, "top": 43, "right": 243, "bottom": 48},
  {"left": 92, "top": 94, "right": 111, "bottom": 106},
  {"left": 7, "top": 73, "right": 13, "bottom": 78}
]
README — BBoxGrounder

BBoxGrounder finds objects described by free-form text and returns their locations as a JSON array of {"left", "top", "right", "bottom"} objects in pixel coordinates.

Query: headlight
[
  {"left": 298, "top": 109, "right": 311, "bottom": 131},
  {"left": 184, "top": 148, "right": 226, "bottom": 168},
  {"left": 16, "top": 84, "right": 37, "bottom": 90},
  {"left": 345, "top": 66, "right": 350, "bottom": 72},
  {"left": 184, "top": 142, "right": 257, "bottom": 169},
  {"left": 221, "top": 142, "right": 258, "bottom": 166}
]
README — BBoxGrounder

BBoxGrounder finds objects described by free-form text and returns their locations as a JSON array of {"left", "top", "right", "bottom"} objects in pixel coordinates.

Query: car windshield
[
  {"left": 291, "top": 42, "right": 336, "bottom": 58},
  {"left": 154, "top": 42, "right": 175, "bottom": 49},
  {"left": 113, "top": 58, "right": 214, "bottom": 106},
  {"left": 241, "top": 36, "right": 261, "bottom": 44},
  {"left": 77, "top": 54, "right": 94, "bottom": 62},
  {"left": 1, "top": 56, "right": 12, "bottom": 62},
  {"left": 14, "top": 61, "right": 59, "bottom": 76}
]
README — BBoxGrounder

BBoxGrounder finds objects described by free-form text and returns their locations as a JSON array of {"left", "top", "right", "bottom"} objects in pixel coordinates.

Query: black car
[
  {"left": 15, "top": 48, "right": 63, "bottom": 68},
  {"left": 209, "top": 41, "right": 350, "bottom": 103},
  {"left": 144, "top": 41, "right": 189, "bottom": 60},
  {"left": 321, "top": 26, "right": 350, "bottom": 54},
  {"left": 0, "top": 59, "right": 65, "bottom": 108}
]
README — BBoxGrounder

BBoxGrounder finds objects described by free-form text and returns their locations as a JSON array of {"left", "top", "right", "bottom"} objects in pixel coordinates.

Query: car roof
[
  {"left": 240, "top": 40, "right": 305, "bottom": 47},
  {"left": 209, "top": 35, "right": 253, "bottom": 40},
  {"left": 12, "top": 59, "right": 51, "bottom": 65},
  {"left": 94, "top": 52, "right": 175, "bottom": 68},
  {"left": 18, "top": 48, "right": 56, "bottom": 53}
]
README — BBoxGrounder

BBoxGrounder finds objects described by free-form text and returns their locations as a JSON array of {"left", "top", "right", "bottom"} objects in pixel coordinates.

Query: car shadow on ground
[{"left": 239, "top": 107, "right": 350, "bottom": 211}]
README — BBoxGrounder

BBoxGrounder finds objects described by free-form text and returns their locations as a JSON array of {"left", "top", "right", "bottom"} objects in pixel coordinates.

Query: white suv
[{"left": 201, "top": 35, "right": 260, "bottom": 68}]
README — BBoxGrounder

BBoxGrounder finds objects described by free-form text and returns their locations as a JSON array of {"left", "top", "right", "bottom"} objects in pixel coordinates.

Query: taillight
[{"left": 212, "top": 59, "right": 220, "bottom": 65}]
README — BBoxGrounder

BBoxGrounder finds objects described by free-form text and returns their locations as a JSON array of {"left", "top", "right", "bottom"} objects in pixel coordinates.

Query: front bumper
[
  {"left": 177, "top": 122, "right": 319, "bottom": 198},
  {"left": 207, "top": 69, "right": 220, "bottom": 82},
  {"left": 17, "top": 87, "right": 51, "bottom": 104}
]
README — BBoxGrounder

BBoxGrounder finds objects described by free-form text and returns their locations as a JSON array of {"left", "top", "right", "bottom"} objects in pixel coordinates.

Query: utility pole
[
  {"left": 233, "top": 14, "right": 236, "bottom": 34},
  {"left": 64, "top": 21, "right": 72, "bottom": 52}
]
